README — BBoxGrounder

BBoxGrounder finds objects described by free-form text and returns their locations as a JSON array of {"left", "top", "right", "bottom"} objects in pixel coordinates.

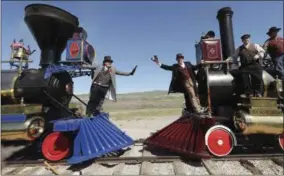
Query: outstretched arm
[
  {"left": 151, "top": 55, "right": 173, "bottom": 71},
  {"left": 225, "top": 47, "right": 240, "bottom": 63},
  {"left": 115, "top": 69, "right": 131, "bottom": 76},
  {"left": 160, "top": 64, "right": 173, "bottom": 71},
  {"left": 115, "top": 65, "right": 137, "bottom": 76}
]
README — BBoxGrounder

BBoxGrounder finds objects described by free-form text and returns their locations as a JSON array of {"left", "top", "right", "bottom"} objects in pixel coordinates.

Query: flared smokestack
[
  {"left": 24, "top": 4, "right": 79, "bottom": 67},
  {"left": 217, "top": 7, "right": 235, "bottom": 60}
]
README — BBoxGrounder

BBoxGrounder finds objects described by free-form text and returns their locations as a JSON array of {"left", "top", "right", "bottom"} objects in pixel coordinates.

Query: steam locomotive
[
  {"left": 146, "top": 7, "right": 284, "bottom": 157},
  {"left": 1, "top": 4, "right": 96, "bottom": 161}
]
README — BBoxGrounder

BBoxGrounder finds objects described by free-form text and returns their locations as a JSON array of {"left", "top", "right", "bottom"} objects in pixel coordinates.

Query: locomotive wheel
[
  {"left": 41, "top": 132, "right": 70, "bottom": 161},
  {"left": 278, "top": 134, "right": 284, "bottom": 151},
  {"left": 205, "top": 125, "right": 236, "bottom": 157}
]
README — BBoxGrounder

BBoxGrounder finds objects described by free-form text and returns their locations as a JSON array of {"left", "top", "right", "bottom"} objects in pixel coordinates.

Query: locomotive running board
[
  {"left": 51, "top": 112, "right": 134, "bottom": 164},
  {"left": 144, "top": 114, "right": 215, "bottom": 159}
]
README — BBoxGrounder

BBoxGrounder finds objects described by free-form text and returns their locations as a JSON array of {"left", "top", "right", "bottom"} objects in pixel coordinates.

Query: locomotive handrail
[
  {"left": 72, "top": 93, "right": 88, "bottom": 106},
  {"left": 1, "top": 60, "right": 33, "bottom": 63},
  {"left": 43, "top": 91, "right": 81, "bottom": 118},
  {"left": 201, "top": 60, "right": 233, "bottom": 64}
]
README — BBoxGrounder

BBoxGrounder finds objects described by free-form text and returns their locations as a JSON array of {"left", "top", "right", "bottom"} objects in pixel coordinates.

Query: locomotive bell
[{"left": 13, "top": 48, "right": 28, "bottom": 60}]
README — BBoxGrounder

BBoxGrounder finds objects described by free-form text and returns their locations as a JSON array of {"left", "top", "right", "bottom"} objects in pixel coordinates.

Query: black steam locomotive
[{"left": 1, "top": 4, "right": 95, "bottom": 161}]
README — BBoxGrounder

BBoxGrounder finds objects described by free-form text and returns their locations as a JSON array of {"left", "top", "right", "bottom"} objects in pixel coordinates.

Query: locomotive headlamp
[{"left": 25, "top": 116, "right": 45, "bottom": 139}]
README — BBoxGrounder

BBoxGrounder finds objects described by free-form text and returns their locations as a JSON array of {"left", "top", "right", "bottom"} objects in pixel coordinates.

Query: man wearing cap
[
  {"left": 82, "top": 56, "right": 137, "bottom": 116},
  {"left": 263, "top": 26, "right": 284, "bottom": 80},
  {"left": 200, "top": 30, "right": 216, "bottom": 41},
  {"left": 204, "top": 30, "right": 215, "bottom": 40},
  {"left": 226, "top": 34, "right": 265, "bottom": 97},
  {"left": 151, "top": 53, "right": 207, "bottom": 114}
]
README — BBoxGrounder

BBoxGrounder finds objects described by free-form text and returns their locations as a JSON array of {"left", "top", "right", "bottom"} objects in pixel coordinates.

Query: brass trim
[
  {"left": 249, "top": 107, "right": 282, "bottom": 116},
  {"left": 234, "top": 110, "right": 283, "bottom": 135},
  {"left": 1, "top": 131, "right": 32, "bottom": 141},
  {"left": 1, "top": 104, "right": 42, "bottom": 114},
  {"left": 250, "top": 97, "right": 278, "bottom": 107},
  {"left": 1, "top": 116, "right": 45, "bottom": 141}
]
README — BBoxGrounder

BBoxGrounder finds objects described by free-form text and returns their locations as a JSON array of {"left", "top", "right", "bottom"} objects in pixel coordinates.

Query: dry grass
[{"left": 72, "top": 90, "right": 184, "bottom": 119}]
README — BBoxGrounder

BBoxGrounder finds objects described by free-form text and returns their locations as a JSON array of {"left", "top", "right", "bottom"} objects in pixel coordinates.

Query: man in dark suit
[
  {"left": 151, "top": 53, "right": 207, "bottom": 114},
  {"left": 82, "top": 56, "right": 137, "bottom": 115}
]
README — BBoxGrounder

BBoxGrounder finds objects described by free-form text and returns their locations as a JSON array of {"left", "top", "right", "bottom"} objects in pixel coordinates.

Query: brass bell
[{"left": 13, "top": 48, "right": 28, "bottom": 60}]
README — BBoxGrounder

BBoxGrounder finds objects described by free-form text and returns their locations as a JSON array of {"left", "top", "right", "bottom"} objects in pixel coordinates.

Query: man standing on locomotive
[
  {"left": 226, "top": 34, "right": 265, "bottom": 97},
  {"left": 202, "top": 30, "right": 215, "bottom": 40},
  {"left": 151, "top": 53, "right": 207, "bottom": 114},
  {"left": 263, "top": 26, "right": 284, "bottom": 80},
  {"left": 82, "top": 56, "right": 137, "bottom": 116}
]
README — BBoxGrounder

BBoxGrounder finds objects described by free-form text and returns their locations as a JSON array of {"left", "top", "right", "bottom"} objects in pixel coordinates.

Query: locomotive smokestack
[
  {"left": 217, "top": 7, "right": 235, "bottom": 60},
  {"left": 24, "top": 4, "right": 79, "bottom": 67}
]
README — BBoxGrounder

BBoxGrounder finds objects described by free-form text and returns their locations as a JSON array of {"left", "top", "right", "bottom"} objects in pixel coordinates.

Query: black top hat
[
  {"left": 267, "top": 26, "right": 281, "bottom": 35},
  {"left": 206, "top": 30, "right": 215, "bottom": 38},
  {"left": 176, "top": 53, "right": 184, "bottom": 59},
  {"left": 103, "top": 56, "right": 113, "bottom": 63},
  {"left": 241, "top": 34, "right": 250, "bottom": 40}
]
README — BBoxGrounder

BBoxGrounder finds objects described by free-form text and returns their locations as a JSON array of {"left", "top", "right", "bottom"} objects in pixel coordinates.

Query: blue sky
[{"left": 2, "top": 1, "right": 283, "bottom": 94}]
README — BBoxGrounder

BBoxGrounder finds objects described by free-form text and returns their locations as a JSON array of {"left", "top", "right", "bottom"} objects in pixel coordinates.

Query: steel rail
[{"left": 5, "top": 153, "right": 283, "bottom": 166}]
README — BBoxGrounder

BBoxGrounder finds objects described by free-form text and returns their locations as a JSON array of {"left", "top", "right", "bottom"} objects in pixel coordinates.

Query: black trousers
[
  {"left": 86, "top": 84, "right": 109, "bottom": 115},
  {"left": 230, "top": 64, "right": 263, "bottom": 95}
]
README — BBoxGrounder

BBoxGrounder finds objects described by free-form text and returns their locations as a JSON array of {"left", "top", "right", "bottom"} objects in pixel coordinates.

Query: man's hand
[
  {"left": 129, "top": 65, "right": 138, "bottom": 75},
  {"left": 225, "top": 56, "right": 233, "bottom": 63},
  {"left": 254, "top": 55, "right": 260, "bottom": 60},
  {"left": 151, "top": 55, "right": 160, "bottom": 65}
]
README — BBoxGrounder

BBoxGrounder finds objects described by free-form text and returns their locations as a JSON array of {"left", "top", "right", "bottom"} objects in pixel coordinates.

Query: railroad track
[
  {"left": 2, "top": 155, "right": 283, "bottom": 175},
  {"left": 2, "top": 149, "right": 284, "bottom": 175},
  {"left": 2, "top": 139, "right": 284, "bottom": 175},
  {"left": 4, "top": 153, "right": 284, "bottom": 166}
]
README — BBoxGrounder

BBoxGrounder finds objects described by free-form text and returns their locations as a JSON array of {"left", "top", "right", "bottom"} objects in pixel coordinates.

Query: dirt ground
[{"left": 109, "top": 116, "right": 179, "bottom": 140}]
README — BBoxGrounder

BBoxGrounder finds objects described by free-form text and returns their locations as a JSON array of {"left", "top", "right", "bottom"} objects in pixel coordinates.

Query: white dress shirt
[{"left": 230, "top": 43, "right": 265, "bottom": 62}]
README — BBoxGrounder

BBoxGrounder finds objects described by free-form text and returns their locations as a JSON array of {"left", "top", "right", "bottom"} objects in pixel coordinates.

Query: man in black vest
[
  {"left": 226, "top": 34, "right": 265, "bottom": 97},
  {"left": 151, "top": 53, "right": 207, "bottom": 114}
]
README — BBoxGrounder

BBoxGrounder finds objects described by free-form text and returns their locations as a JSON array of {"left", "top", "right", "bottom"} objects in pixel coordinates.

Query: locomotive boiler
[{"left": 1, "top": 4, "right": 94, "bottom": 142}]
